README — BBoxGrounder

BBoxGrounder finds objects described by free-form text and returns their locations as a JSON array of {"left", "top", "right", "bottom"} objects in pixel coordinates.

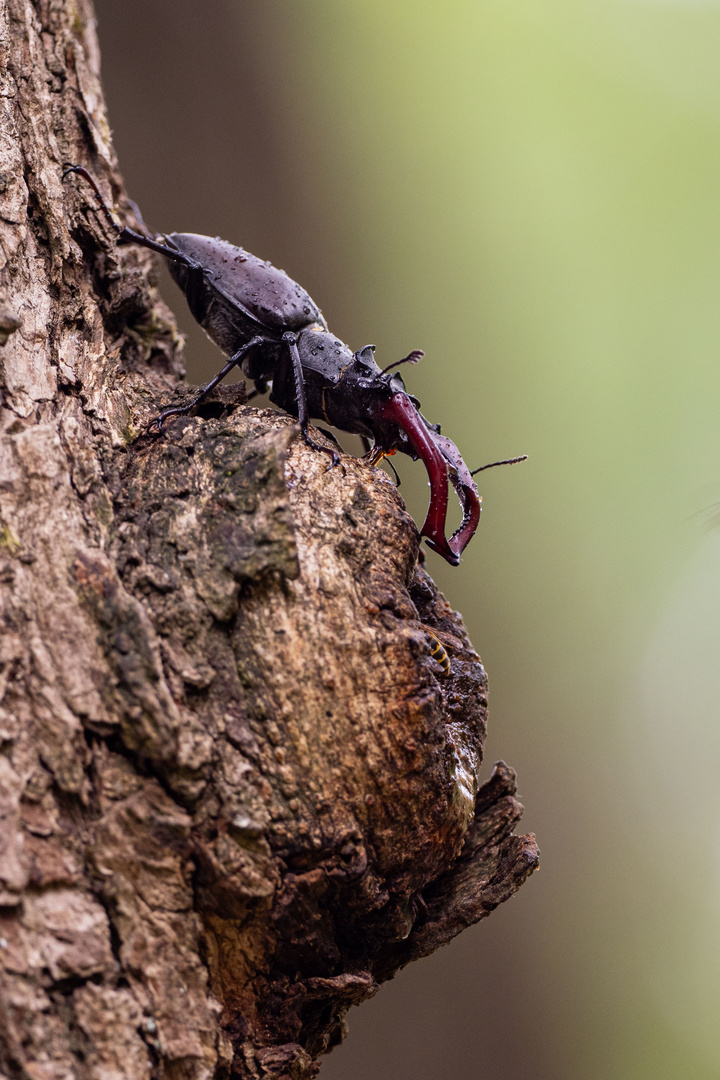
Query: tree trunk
[{"left": 0, "top": 3, "right": 538, "bottom": 1078}]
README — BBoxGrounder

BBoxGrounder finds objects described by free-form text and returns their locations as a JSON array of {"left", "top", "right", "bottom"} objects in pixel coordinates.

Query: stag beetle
[{"left": 64, "top": 166, "right": 488, "bottom": 565}]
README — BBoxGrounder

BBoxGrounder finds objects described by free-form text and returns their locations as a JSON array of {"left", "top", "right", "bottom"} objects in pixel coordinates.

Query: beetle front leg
[
  {"left": 63, "top": 167, "right": 205, "bottom": 275},
  {"left": 282, "top": 332, "right": 341, "bottom": 469},
  {"left": 115, "top": 228, "right": 208, "bottom": 325},
  {"left": 149, "top": 335, "right": 266, "bottom": 432}
]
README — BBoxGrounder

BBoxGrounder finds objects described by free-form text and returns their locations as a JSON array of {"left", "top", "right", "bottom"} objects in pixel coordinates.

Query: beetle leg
[
  {"left": 63, "top": 166, "right": 209, "bottom": 310},
  {"left": 63, "top": 165, "right": 123, "bottom": 235},
  {"left": 385, "top": 456, "right": 402, "bottom": 488},
  {"left": 63, "top": 166, "right": 189, "bottom": 259},
  {"left": 365, "top": 444, "right": 402, "bottom": 486},
  {"left": 113, "top": 226, "right": 208, "bottom": 324},
  {"left": 116, "top": 228, "right": 197, "bottom": 268},
  {"left": 315, "top": 426, "right": 343, "bottom": 448},
  {"left": 149, "top": 335, "right": 266, "bottom": 432},
  {"left": 282, "top": 332, "right": 341, "bottom": 470},
  {"left": 246, "top": 379, "right": 269, "bottom": 402}
]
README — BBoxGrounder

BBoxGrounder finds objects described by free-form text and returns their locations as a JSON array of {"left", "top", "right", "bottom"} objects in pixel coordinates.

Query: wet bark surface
[{"left": 0, "top": 3, "right": 538, "bottom": 1077}]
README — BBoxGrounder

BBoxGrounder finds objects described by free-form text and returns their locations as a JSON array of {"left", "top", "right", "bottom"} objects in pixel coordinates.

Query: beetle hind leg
[{"left": 148, "top": 336, "right": 266, "bottom": 432}]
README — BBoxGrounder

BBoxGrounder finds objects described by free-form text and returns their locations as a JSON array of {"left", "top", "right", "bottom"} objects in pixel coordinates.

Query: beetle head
[{"left": 344, "top": 346, "right": 481, "bottom": 565}]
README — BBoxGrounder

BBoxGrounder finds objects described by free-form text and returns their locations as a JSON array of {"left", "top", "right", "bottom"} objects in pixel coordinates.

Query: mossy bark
[{"left": 0, "top": 3, "right": 538, "bottom": 1077}]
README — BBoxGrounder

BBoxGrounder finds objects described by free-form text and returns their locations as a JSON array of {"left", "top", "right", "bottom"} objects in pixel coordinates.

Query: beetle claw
[
  {"left": 300, "top": 427, "right": 344, "bottom": 472},
  {"left": 320, "top": 446, "right": 343, "bottom": 473},
  {"left": 431, "top": 431, "right": 482, "bottom": 558},
  {"left": 145, "top": 415, "right": 166, "bottom": 436},
  {"left": 324, "top": 454, "right": 345, "bottom": 475},
  {"left": 146, "top": 405, "right": 190, "bottom": 434},
  {"left": 375, "top": 392, "right": 480, "bottom": 564}
]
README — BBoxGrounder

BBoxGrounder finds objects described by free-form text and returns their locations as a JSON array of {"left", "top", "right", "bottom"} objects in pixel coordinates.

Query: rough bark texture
[{"left": 0, "top": 3, "right": 539, "bottom": 1078}]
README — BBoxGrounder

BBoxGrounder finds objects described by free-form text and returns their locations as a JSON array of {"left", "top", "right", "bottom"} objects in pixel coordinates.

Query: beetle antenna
[
  {"left": 470, "top": 454, "right": 528, "bottom": 476},
  {"left": 62, "top": 164, "right": 123, "bottom": 236},
  {"left": 382, "top": 349, "right": 424, "bottom": 374}
]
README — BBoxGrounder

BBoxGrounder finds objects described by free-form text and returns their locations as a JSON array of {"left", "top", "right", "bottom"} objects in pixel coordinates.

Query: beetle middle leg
[
  {"left": 282, "top": 332, "right": 341, "bottom": 469},
  {"left": 150, "top": 335, "right": 266, "bottom": 432}
]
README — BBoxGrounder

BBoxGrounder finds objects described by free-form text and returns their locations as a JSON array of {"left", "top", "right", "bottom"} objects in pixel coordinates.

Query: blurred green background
[{"left": 93, "top": 2, "right": 720, "bottom": 1077}]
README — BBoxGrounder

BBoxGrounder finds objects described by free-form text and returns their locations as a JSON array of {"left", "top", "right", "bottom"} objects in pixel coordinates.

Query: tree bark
[{"left": 0, "top": 3, "right": 539, "bottom": 1078}]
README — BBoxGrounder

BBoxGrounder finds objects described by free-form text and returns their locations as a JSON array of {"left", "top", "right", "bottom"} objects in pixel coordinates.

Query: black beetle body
[
  {"left": 163, "top": 232, "right": 417, "bottom": 454},
  {"left": 165, "top": 232, "right": 327, "bottom": 360},
  {"left": 64, "top": 166, "right": 482, "bottom": 565}
]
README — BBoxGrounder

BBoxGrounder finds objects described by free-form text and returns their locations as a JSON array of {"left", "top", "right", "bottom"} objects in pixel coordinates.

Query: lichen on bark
[{"left": 0, "top": 3, "right": 538, "bottom": 1077}]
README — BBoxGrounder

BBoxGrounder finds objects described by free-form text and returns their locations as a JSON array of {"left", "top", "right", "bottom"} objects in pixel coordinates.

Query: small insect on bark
[
  {"left": 424, "top": 628, "right": 451, "bottom": 676},
  {"left": 63, "top": 166, "right": 514, "bottom": 566}
]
